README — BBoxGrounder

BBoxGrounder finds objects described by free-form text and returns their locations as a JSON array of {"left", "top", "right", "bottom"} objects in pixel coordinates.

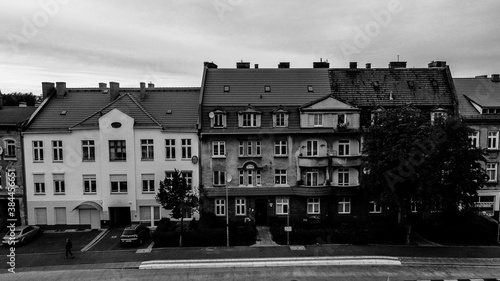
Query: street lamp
[{"left": 226, "top": 174, "right": 232, "bottom": 247}]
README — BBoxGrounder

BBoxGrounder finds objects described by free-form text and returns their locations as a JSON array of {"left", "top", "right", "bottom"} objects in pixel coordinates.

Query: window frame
[
  {"left": 307, "top": 198, "right": 320, "bottom": 214},
  {"left": 110, "top": 175, "right": 128, "bottom": 194},
  {"left": 141, "top": 173, "right": 155, "bottom": 193},
  {"left": 338, "top": 140, "right": 350, "bottom": 156},
  {"left": 306, "top": 140, "right": 318, "bottom": 156},
  {"left": 34, "top": 174, "right": 45, "bottom": 194},
  {"left": 275, "top": 169, "right": 287, "bottom": 185},
  {"left": 53, "top": 174, "right": 65, "bottom": 194},
  {"left": 306, "top": 170, "right": 319, "bottom": 186},
  {"left": 52, "top": 140, "right": 63, "bottom": 162},
  {"left": 276, "top": 197, "right": 289, "bottom": 215},
  {"left": 83, "top": 174, "right": 97, "bottom": 194},
  {"left": 487, "top": 131, "right": 499, "bottom": 150},
  {"left": 235, "top": 198, "right": 246, "bottom": 216},
  {"left": 4, "top": 139, "right": 16, "bottom": 158},
  {"left": 313, "top": 113, "right": 323, "bottom": 127},
  {"left": 338, "top": 168, "right": 350, "bottom": 186},
  {"left": 274, "top": 140, "right": 288, "bottom": 156},
  {"left": 338, "top": 197, "right": 351, "bottom": 214},
  {"left": 369, "top": 201, "right": 382, "bottom": 214},
  {"left": 109, "top": 140, "right": 126, "bottom": 161},
  {"left": 486, "top": 163, "right": 498, "bottom": 182},
  {"left": 141, "top": 139, "right": 154, "bottom": 160},
  {"left": 469, "top": 131, "right": 480, "bottom": 148},
  {"left": 181, "top": 139, "right": 192, "bottom": 159},
  {"left": 212, "top": 141, "right": 226, "bottom": 157},
  {"left": 213, "top": 170, "right": 226, "bottom": 186},
  {"left": 82, "top": 140, "right": 95, "bottom": 161},
  {"left": 33, "top": 140, "right": 44, "bottom": 162},
  {"left": 242, "top": 113, "right": 257, "bottom": 127},
  {"left": 215, "top": 199, "right": 226, "bottom": 216},
  {"left": 165, "top": 139, "right": 176, "bottom": 160}
]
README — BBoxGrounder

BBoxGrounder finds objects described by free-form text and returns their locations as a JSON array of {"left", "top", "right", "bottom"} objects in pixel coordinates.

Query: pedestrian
[{"left": 65, "top": 238, "right": 74, "bottom": 259}]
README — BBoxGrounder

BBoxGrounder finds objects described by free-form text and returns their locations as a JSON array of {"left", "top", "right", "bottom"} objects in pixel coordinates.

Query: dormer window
[
  {"left": 431, "top": 107, "right": 447, "bottom": 125},
  {"left": 482, "top": 108, "right": 500, "bottom": 114},
  {"left": 272, "top": 106, "right": 289, "bottom": 128},
  {"left": 210, "top": 107, "right": 227, "bottom": 128},
  {"left": 238, "top": 105, "right": 261, "bottom": 128},
  {"left": 223, "top": 85, "right": 230, "bottom": 92},
  {"left": 264, "top": 85, "right": 271, "bottom": 92},
  {"left": 313, "top": 114, "right": 323, "bottom": 127}
]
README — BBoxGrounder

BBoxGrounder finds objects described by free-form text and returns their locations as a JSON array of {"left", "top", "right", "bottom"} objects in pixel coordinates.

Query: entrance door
[
  {"left": 109, "top": 207, "right": 131, "bottom": 227},
  {"left": 255, "top": 199, "right": 268, "bottom": 226},
  {"left": 79, "top": 209, "right": 101, "bottom": 229}
]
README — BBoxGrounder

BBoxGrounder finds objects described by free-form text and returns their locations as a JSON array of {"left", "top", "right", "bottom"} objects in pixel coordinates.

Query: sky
[{"left": 1, "top": 0, "right": 500, "bottom": 95}]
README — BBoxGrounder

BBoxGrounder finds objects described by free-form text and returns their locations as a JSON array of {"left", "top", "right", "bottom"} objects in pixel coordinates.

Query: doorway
[
  {"left": 255, "top": 199, "right": 268, "bottom": 226},
  {"left": 109, "top": 207, "right": 131, "bottom": 227}
]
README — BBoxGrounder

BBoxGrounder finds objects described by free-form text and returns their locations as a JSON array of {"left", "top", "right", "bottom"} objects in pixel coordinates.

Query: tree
[
  {"left": 156, "top": 169, "right": 198, "bottom": 247},
  {"left": 360, "top": 106, "right": 487, "bottom": 242},
  {"left": 1, "top": 92, "right": 37, "bottom": 106}
]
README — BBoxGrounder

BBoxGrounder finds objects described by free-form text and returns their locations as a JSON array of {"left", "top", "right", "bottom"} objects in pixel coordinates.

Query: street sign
[{"left": 284, "top": 226, "right": 292, "bottom": 232}]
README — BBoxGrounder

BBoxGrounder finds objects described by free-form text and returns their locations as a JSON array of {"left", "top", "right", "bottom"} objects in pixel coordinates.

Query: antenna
[{"left": 397, "top": 55, "right": 400, "bottom": 62}]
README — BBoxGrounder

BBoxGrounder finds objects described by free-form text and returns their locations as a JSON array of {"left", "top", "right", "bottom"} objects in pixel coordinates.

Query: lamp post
[{"left": 226, "top": 174, "right": 232, "bottom": 247}]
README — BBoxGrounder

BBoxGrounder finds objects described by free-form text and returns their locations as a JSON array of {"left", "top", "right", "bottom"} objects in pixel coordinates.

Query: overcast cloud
[{"left": 1, "top": 0, "right": 500, "bottom": 95}]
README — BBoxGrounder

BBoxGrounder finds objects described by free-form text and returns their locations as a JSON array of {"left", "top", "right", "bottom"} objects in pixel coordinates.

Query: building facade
[
  {"left": 0, "top": 96, "right": 37, "bottom": 228},
  {"left": 198, "top": 60, "right": 458, "bottom": 226},
  {"left": 23, "top": 82, "right": 200, "bottom": 229},
  {"left": 455, "top": 75, "right": 500, "bottom": 219}
]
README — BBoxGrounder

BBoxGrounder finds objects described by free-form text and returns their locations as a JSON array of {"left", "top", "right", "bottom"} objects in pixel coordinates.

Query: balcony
[
  {"left": 331, "top": 155, "right": 362, "bottom": 167},
  {"left": 298, "top": 156, "right": 329, "bottom": 167}
]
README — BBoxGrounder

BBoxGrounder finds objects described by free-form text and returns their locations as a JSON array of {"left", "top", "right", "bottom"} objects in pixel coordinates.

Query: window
[
  {"left": 276, "top": 197, "right": 289, "bottom": 215},
  {"left": 82, "top": 140, "right": 95, "bottom": 161},
  {"left": 307, "top": 85, "right": 314, "bottom": 92},
  {"left": 256, "top": 141, "right": 261, "bottom": 156},
  {"left": 487, "top": 163, "right": 498, "bottom": 182},
  {"left": 213, "top": 171, "right": 226, "bottom": 186},
  {"left": 181, "top": 171, "right": 193, "bottom": 189},
  {"left": 141, "top": 139, "right": 154, "bottom": 160},
  {"left": 239, "top": 141, "right": 244, "bottom": 156},
  {"left": 223, "top": 85, "right": 230, "bottom": 92},
  {"left": 313, "top": 114, "right": 323, "bottom": 126},
  {"left": 235, "top": 198, "right": 246, "bottom": 216},
  {"left": 256, "top": 170, "right": 261, "bottom": 186},
  {"left": 338, "top": 114, "right": 346, "bottom": 126},
  {"left": 338, "top": 197, "right": 351, "bottom": 214},
  {"left": 487, "top": 131, "right": 499, "bottom": 149},
  {"left": 83, "top": 174, "right": 97, "bottom": 194},
  {"left": 274, "top": 141, "right": 287, "bottom": 156},
  {"left": 53, "top": 174, "right": 65, "bottom": 194},
  {"left": 242, "top": 113, "right": 257, "bottom": 127},
  {"left": 306, "top": 171, "right": 318, "bottom": 186},
  {"left": 110, "top": 174, "right": 127, "bottom": 193},
  {"left": 275, "top": 169, "right": 287, "bottom": 185},
  {"left": 215, "top": 199, "right": 225, "bottom": 216},
  {"left": 52, "top": 140, "right": 63, "bottom": 161},
  {"left": 213, "top": 113, "right": 226, "bottom": 128},
  {"left": 264, "top": 85, "right": 271, "bottom": 92},
  {"left": 142, "top": 174, "right": 155, "bottom": 193},
  {"left": 306, "top": 140, "right": 318, "bottom": 156},
  {"left": 247, "top": 170, "right": 253, "bottom": 186},
  {"left": 181, "top": 139, "right": 192, "bottom": 159},
  {"left": 369, "top": 201, "right": 382, "bottom": 213},
  {"left": 4, "top": 139, "right": 16, "bottom": 158},
  {"left": 431, "top": 109, "right": 447, "bottom": 124},
  {"left": 164, "top": 171, "right": 174, "bottom": 187},
  {"left": 338, "top": 140, "right": 350, "bottom": 156},
  {"left": 34, "top": 174, "right": 45, "bottom": 194},
  {"left": 238, "top": 141, "right": 261, "bottom": 157},
  {"left": 307, "top": 198, "right": 320, "bottom": 214},
  {"left": 239, "top": 168, "right": 260, "bottom": 186},
  {"left": 469, "top": 131, "right": 479, "bottom": 148},
  {"left": 275, "top": 113, "right": 286, "bottom": 127},
  {"left": 410, "top": 198, "right": 419, "bottom": 213},
  {"left": 33, "top": 141, "right": 44, "bottom": 162},
  {"left": 246, "top": 141, "right": 252, "bottom": 156},
  {"left": 338, "top": 168, "right": 350, "bottom": 186},
  {"left": 109, "top": 140, "right": 126, "bottom": 161},
  {"left": 239, "top": 170, "right": 244, "bottom": 185},
  {"left": 165, "top": 139, "right": 176, "bottom": 160},
  {"left": 213, "top": 141, "right": 225, "bottom": 157}
]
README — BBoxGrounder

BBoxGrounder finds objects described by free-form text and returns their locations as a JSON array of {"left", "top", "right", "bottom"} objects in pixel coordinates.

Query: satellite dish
[
  {"left": 226, "top": 174, "right": 232, "bottom": 182},
  {"left": 208, "top": 112, "right": 215, "bottom": 119}
]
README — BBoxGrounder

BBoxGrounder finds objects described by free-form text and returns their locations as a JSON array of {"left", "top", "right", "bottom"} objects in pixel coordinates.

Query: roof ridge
[{"left": 124, "top": 93, "right": 163, "bottom": 128}]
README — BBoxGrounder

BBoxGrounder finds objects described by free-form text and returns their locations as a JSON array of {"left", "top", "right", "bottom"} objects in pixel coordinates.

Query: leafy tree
[
  {"left": 156, "top": 169, "right": 199, "bottom": 247},
  {"left": 360, "top": 106, "right": 487, "bottom": 242},
  {"left": 1, "top": 92, "right": 37, "bottom": 106}
]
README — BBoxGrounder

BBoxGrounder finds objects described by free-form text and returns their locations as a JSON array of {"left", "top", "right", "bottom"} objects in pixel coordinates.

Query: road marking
[{"left": 81, "top": 229, "right": 109, "bottom": 252}]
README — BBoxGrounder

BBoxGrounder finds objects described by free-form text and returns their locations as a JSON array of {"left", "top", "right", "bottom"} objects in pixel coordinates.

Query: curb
[{"left": 139, "top": 256, "right": 402, "bottom": 269}]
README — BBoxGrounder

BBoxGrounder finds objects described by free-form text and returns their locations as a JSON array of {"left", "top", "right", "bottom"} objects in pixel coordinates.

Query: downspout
[{"left": 197, "top": 63, "right": 208, "bottom": 212}]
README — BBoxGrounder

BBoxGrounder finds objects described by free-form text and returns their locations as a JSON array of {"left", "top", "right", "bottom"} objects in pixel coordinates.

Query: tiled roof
[
  {"left": 202, "top": 68, "right": 332, "bottom": 106},
  {"left": 0, "top": 106, "right": 37, "bottom": 126},
  {"left": 454, "top": 77, "right": 500, "bottom": 119},
  {"left": 328, "top": 67, "right": 456, "bottom": 107},
  {"left": 26, "top": 87, "right": 200, "bottom": 131}
]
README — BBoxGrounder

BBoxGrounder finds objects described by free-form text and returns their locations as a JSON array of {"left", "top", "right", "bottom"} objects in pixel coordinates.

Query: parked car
[
  {"left": 120, "top": 224, "right": 150, "bottom": 246},
  {"left": 2, "top": 225, "right": 40, "bottom": 246}
]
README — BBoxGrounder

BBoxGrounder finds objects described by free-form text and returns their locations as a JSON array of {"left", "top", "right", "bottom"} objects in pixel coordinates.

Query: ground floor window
[
  {"left": 235, "top": 198, "right": 246, "bottom": 216},
  {"left": 276, "top": 197, "right": 289, "bottom": 215},
  {"left": 338, "top": 197, "right": 351, "bottom": 214},
  {"left": 215, "top": 199, "right": 225, "bottom": 216},
  {"left": 307, "top": 198, "right": 320, "bottom": 214}
]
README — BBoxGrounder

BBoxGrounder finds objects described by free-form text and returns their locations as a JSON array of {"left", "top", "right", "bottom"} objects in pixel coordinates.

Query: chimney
[
  {"left": 55, "top": 82, "right": 66, "bottom": 99},
  {"left": 349, "top": 62, "right": 357, "bottom": 69},
  {"left": 236, "top": 61, "right": 250, "bottom": 69},
  {"left": 99, "top": 82, "right": 107, "bottom": 89},
  {"left": 109, "top": 82, "right": 120, "bottom": 101},
  {"left": 204, "top": 61, "right": 218, "bottom": 69},
  {"left": 388, "top": 61, "right": 407, "bottom": 68},
  {"left": 278, "top": 62, "right": 290, "bottom": 69},
  {"left": 313, "top": 59, "right": 329, "bottom": 68},
  {"left": 366, "top": 63, "right": 372, "bottom": 69},
  {"left": 140, "top": 82, "right": 146, "bottom": 100},
  {"left": 148, "top": 82, "right": 154, "bottom": 88},
  {"left": 254, "top": 64, "right": 259, "bottom": 69},
  {"left": 491, "top": 74, "right": 500, "bottom": 83},
  {"left": 41, "top": 82, "right": 55, "bottom": 99},
  {"left": 428, "top": 61, "right": 446, "bottom": 68}
]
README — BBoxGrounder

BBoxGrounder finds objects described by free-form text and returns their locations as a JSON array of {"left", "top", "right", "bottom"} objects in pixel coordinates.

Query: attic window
[
  {"left": 407, "top": 81, "right": 415, "bottom": 89},
  {"left": 166, "top": 110, "right": 173, "bottom": 114},
  {"left": 60, "top": 111, "right": 67, "bottom": 115},
  {"left": 482, "top": 108, "right": 500, "bottom": 114},
  {"left": 307, "top": 85, "right": 314, "bottom": 92},
  {"left": 264, "top": 85, "right": 271, "bottom": 92},
  {"left": 223, "top": 85, "right": 230, "bottom": 92}
]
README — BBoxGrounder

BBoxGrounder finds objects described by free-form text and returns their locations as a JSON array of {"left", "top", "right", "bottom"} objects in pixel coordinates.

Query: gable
[{"left": 301, "top": 96, "right": 359, "bottom": 112}]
